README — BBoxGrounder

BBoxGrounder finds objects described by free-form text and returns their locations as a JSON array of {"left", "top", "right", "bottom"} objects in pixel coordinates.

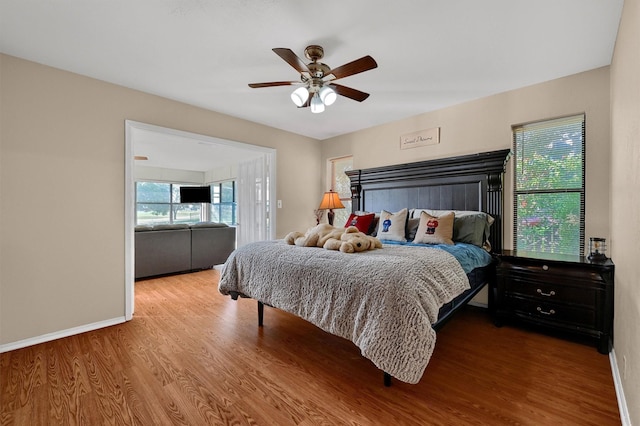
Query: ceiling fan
[{"left": 248, "top": 45, "right": 378, "bottom": 113}]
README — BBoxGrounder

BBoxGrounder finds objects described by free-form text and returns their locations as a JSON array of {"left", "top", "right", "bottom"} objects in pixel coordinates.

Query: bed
[{"left": 219, "top": 149, "right": 511, "bottom": 385}]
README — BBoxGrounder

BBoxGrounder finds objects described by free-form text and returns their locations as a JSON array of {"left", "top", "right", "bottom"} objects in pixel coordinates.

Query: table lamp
[{"left": 318, "top": 190, "right": 345, "bottom": 226}]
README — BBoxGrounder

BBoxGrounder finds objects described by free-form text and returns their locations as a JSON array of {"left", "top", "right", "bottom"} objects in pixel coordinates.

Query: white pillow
[
  {"left": 411, "top": 208, "right": 494, "bottom": 247},
  {"left": 376, "top": 208, "right": 408, "bottom": 242},
  {"left": 413, "top": 211, "right": 455, "bottom": 245}
]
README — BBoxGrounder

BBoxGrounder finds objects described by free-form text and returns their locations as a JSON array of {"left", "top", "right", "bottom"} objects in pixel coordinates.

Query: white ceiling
[{"left": 0, "top": 0, "right": 624, "bottom": 169}]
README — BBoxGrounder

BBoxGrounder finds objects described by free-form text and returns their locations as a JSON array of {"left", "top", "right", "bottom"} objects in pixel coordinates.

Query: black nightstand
[{"left": 493, "top": 250, "right": 614, "bottom": 354}]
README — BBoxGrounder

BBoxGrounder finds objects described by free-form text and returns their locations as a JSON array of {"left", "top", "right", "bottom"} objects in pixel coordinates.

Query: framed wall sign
[{"left": 400, "top": 127, "right": 440, "bottom": 150}]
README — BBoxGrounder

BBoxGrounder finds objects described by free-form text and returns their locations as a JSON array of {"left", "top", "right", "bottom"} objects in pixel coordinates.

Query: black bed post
[
  {"left": 383, "top": 372, "right": 392, "bottom": 387},
  {"left": 348, "top": 170, "right": 362, "bottom": 213},
  {"left": 487, "top": 171, "right": 504, "bottom": 253},
  {"left": 258, "top": 301, "right": 264, "bottom": 327}
]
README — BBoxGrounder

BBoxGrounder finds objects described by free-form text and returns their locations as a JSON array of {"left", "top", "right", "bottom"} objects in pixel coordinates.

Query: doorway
[{"left": 124, "top": 120, "right": 276, "bottom": 319}]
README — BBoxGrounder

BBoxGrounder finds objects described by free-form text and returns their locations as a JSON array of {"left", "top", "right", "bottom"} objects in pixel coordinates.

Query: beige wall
[
  {"left": 322, "top": 67, "right": 611, "bottom": 256},
  {"left": 0, "top": 54, "right": 321, "bottom": 346},
  {"left": 611, "top": 0, "right": 640, "bottom": 423},
  {"left": 322, "top": 67, "right": 612, "bottom": 307},
  {"left": 0, "top": 54, "right": 4, "bottom": 343}
]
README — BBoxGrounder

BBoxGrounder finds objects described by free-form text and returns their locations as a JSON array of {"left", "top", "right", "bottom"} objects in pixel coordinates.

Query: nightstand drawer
[
  {"left": 494, "top": 250, "right": 614, "bottom": 354},
  {"left": 501, "top": 276, "right": 597, "bottom": 306},
  {"left": 507, "top": 296, "right": 597, "bottom": 328},
  {"left": 498, "top": 261, "right": 606, "bottom": 284}
]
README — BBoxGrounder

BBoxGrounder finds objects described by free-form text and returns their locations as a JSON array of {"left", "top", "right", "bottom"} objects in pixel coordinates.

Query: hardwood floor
[{"left": 1, "top": 269, "right": 620, "bottom": 425}]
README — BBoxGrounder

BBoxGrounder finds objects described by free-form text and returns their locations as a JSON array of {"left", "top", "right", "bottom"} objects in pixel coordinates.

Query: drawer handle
[
  {"left": 542, "top": 265, "right": 549, "bottom": 271},
  {"left": 536, "top": 306, "right": 556, "bottom": 315},
  {"left": 536, "top": 289, "right": 556, "bottom": 297}
]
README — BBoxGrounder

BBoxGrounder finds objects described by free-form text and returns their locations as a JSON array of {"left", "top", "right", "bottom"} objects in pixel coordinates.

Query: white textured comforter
[{"left": 218, "top": 240, "right": 469, "bottom": 384}]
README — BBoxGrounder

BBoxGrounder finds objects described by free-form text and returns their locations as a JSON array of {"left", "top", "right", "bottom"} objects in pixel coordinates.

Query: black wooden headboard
[{"left": 346, "top": 149, "right": 511, "bottom": 252}]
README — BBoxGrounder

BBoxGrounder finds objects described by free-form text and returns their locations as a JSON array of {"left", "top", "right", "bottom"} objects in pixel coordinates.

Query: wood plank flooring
[{"left": 1, "top": 269, "right": 620, "bottom": 425}]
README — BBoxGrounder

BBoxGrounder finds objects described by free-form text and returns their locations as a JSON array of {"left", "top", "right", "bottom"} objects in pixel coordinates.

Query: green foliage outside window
[{"left": 514, "top": 115, "right": 585, "bottom": 255}]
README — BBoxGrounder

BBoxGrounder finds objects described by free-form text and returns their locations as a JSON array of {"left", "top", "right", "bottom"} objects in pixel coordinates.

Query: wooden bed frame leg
[
  {"left": 383, "top": 372, "right": 392, "bottom": 387},
  {"left": 257, "top": 301, "right": 264, "bottom": 327}
]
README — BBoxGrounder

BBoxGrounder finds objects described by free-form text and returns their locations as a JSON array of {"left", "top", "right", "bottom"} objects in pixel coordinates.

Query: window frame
[
  {"left": 328, "top": 156, "right": 353, "bottom": 227},
  {"left": 135, "top": 181, "right": 237, "bottom": 226},
  {"left": 210, "top": 180, "right": 237, "bottom": 225},
  {"left": 135, "top": 182, "right": 204, "bottom": 226},
  {"left": 512, "top": 114, "right": 586, "bottom": 255}
]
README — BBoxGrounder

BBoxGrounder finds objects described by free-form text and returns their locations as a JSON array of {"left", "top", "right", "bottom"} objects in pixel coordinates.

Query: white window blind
[
  {"left": 513, "top": 114, "right": 585, "bottom": 255},
  {"left": 330, "top": 156, "right": 353, "bottom": 227},
  {"left": 237, "top": 154, "right": 274, "bottom": 247}
]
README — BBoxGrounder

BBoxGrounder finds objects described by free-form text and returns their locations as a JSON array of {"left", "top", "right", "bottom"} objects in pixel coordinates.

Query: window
[
  {"left": 135, "top": 182, "right": 204, "bottom": 225},
  {"left": 329, "top": 156, "right": 353, "bottom": 227},
  {"left": 513, "top": 114, "right": 585, "bottom": 255},
  {"left": 135, "top": 181, "right": 237, "bottom": 226},
  {"left": 210, "top": 181, "right": 237, "bottom": 225}
]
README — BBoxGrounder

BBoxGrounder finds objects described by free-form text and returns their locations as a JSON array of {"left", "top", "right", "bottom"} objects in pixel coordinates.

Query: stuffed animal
[
  {"left": 284, "top": 224, "right": 382, "bottom": 253},
  {"left": 284, "top": 223, "right": 346, "bottom": 248},
  {"left": 324, "top": 229, "right": 383, "bottom": 253}
]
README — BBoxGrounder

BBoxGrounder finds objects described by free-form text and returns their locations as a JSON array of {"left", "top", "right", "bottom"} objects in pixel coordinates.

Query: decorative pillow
[
  {"left": 376, "top": 208, "right": 408, "bottom": 242},
  {"left": 355, "top": 211, "right": 380, "bottom": 235},
  {"left": 344, "top": 213, "right": 376, "bottom": 234},
  {"left": 413, "top": 211, "right": 455, "bottom": 245},
  {"left": 411, "top": 209, "right": 494, "bottom": 247}
]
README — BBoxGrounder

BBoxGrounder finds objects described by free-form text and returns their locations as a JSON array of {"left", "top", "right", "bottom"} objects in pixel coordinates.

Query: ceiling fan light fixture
[
  {"left": 291, "top": 86, "right": 309, "bottom": 107},
  {"left": 310, "top": 93, "right": 325, "bottom": 113},
  {"left": 249, "top": 46, "right": 377, "bottom": 113},
  {"left": 319, "top": 86, "right": 337, "bottom": 106}
]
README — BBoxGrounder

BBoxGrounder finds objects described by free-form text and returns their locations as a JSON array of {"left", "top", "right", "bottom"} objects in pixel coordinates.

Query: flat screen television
[{"left": 179, "top": 186, "right": 211, "bottom": 203}]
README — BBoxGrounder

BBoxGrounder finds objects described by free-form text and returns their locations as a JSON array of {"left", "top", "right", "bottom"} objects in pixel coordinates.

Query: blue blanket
[{"left": 381, "top": 241, "right": 493, "bottom": 273}]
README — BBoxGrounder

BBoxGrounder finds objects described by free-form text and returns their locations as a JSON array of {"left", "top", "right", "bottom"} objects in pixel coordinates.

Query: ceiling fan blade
[
  {"left": 329, "top": 83, "right": 370, "bottom": 102},
  {"left": 327, "top": 55, "right": 377, "bottom": 80},
  {"left": 248, "top": 81, "right": 298, "bottom": 88},
  {"left": 273, "top": 48, "right": 310, "bottom": 74}
]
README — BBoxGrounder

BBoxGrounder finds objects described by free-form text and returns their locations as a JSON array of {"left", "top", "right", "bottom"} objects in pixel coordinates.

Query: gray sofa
[{"left": 135, "top": 222, "right": 236, "bottom": 279}]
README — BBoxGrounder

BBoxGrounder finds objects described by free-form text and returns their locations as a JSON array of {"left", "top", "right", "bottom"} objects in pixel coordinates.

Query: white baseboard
[
  {"left": 610, "top": 348, "right": 631, "bottom": 425},
  {"left": 0, "top": 316, "right": 127, "bottom": 354}
]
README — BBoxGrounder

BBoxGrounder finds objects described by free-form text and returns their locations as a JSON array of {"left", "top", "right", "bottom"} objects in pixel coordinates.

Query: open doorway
[{"left": 124, "top": 120, "right": 276, "bottom": 319}]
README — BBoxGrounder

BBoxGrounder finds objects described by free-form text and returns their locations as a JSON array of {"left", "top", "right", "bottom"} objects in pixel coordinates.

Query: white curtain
[{"left": 237, "top": 153, "right": 275, "bottom": 247}]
